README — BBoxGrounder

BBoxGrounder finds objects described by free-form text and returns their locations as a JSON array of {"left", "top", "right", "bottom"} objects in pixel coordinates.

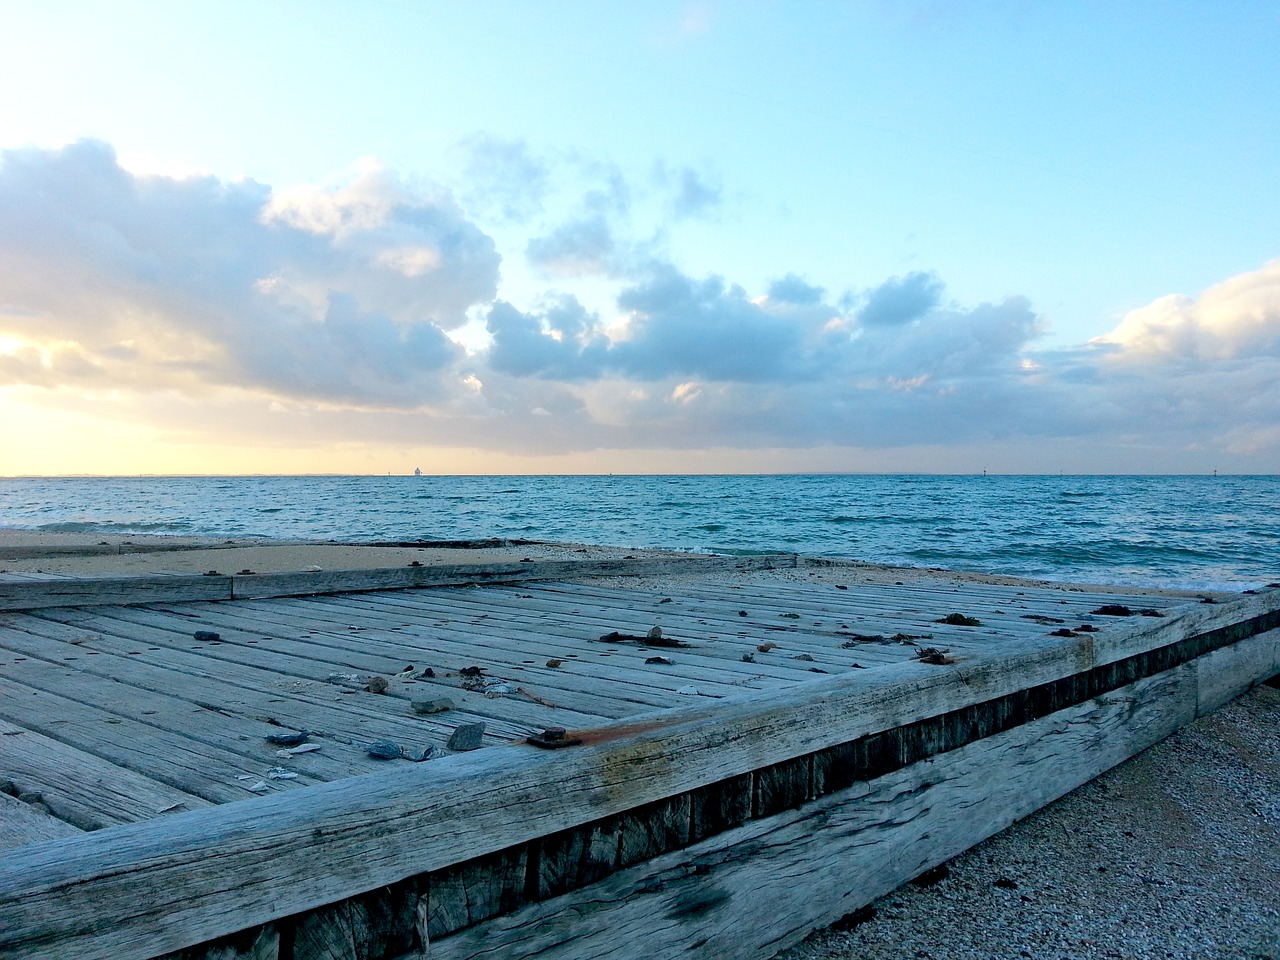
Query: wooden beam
[
  {"left": 0, "top": 556, "right": 794, "bottom": 611},
  {"left": 427, "top": 664, "right": 1200, "bottom": 960}
]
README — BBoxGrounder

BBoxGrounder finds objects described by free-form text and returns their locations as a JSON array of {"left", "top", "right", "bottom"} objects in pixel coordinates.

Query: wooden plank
[
  {"left": 292, "top": 880, "right": 420, "bottom": 960},
  {"left": 0, "top": 589, "right": 1273, "bottom": 960},
  {"left": 0, "top": 613, "right": 539, "bottom": 754},
  {"left": 135, "top": 593, "right": 779, "bottom": 714},
  {"left": 0, "top": 575, "right": 233, "bottom": 611},
  {"left": 84, "top": 602, "right": 624, "bottom": 727},
  {"left": 1091, "top": 589, "right": 1280, "bottom": 666},
  {"left": 229, "top": 555, "right": 794, "bottom": 601},
  {"left": 0, "top": 718, "right": 211, "bottom": 830},
  {"left": 0, "top": 676, "right": 319, "bottom": 804},
  {"left": 293, "top": 590, "right": 831, "bottom": 693},
  {"left": 344, "top": 586, "right": 915, "bottom": 676},
  {"left": 427, "top": 663, "right": 1200, "bottom": 960},
  {"left": 1194, "top": 626, "right": 1280, "bottom": 715},
  {"left": 425, "top": 848, "right": 526, "bottom": 940},
  {"left": 155, "top": 924, "right": 280, "bottom": 960},
  {"left": 0, "top": 793, "right": 83, "bottom": 850},
  {"left": 20, "top": 604, "right": 592, "bottom": 734},
  {"left": 181, "top": 595, "right": 732, "bottom": 704},
  {"left": 556, "top": 575, "right": 1194, "bottom": 643},
  {"left": 0, "top": 555, "right": 794, "bottom": 612}
]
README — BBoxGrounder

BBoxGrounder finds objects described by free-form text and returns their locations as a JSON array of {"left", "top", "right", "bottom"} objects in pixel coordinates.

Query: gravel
[{"left": 779, "top": 683, "right": 1280, "bottom": 960}]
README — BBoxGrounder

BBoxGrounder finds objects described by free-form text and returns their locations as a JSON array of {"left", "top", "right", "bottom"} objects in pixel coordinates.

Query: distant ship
[{"left": 414, "top": 467, "right": 422, "bottom": 477}]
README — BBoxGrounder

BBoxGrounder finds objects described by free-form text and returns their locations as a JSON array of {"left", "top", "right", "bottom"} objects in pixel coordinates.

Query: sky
[{"left": 1, "top": 1, "right": 1278, "bottom": 476}]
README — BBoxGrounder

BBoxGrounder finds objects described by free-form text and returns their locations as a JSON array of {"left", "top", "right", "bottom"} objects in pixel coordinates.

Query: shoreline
[{"left": 0, "top": 529, "right": 1226, "bottom": 601}]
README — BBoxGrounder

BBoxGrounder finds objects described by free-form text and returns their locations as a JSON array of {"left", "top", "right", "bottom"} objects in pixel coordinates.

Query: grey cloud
[
  {"left": 652, "top": 162, "right": 720, "bottom": 219},
  {"left": 767, "top": 273, "right": 825, "bottom": 305},
  {"left": 482, "top": 265, "right": 1041, "bottom": 391},
  {"left": 237, "top": 293, "right": 462, "bottom": 405},
  {"left": 486, "top": 298, "right": 607, "bottom": 380},
  {"left": 455, "top": 135, "right": 548, "bottom": 223},
  {"left": 525, "top": 215, "right": 618, "bottom": 278},
  {"left": 671, "top": 167, "right": 721, "bottom": 218},
  {"left": 857, "top": 271, "right": 944, "bottom": 326},
  {"left": 0, "top": 140, "right": 498, "bottom": 406},
  {"left": 612, "top": 268, "right": 809, "bottom": 382}
]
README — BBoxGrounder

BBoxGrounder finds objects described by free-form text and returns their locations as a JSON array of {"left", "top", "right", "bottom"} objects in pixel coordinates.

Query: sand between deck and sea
[{"left": 2, "top": 530, "right": 1276, "bottom": 959}]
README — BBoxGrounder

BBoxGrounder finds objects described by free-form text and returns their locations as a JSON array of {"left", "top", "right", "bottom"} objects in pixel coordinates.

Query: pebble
[
  {"left": 193, "top": 630, "right": 221, "bottom": 642},
  {"left": 411, "top": 697, "right": 455, "bottom": 715},
  {"left": 264, "top": 730, "right": 309, "bottom": 746},
  {"left": 447, "top": 722, "right": 485, "bottom": 751},
  {"left": 366, "top": 741, "right": 402, "bottom": 760}
]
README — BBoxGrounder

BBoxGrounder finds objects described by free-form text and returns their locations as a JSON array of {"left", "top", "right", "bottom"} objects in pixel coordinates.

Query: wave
[{"left": 36, "top": 520, "right": 195, "bottom": 533}]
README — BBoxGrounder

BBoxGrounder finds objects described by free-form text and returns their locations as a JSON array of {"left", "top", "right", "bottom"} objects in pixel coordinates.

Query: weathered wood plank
[
  {"left": 0, "top": 718, "right": 211, "bottom": 830},
  {"left": 426, "top": 664, "right": 1199, "bottom": 960},
  {"left": 292, "top": 879, "right": 421, "bottom": 960},
  {"left": 155, "top": 924, "right": 280, "bottom": 960},
  {"left": 425, "top": 848, "right": 526, "bottom": 940},
  {"left": 229, "top": 555, "right": 794, "bottom": 601},
  {"left": 0, "top": 617, "right": 481, "bottom": 759},
  {"left": 344, "top": 584, "right": 916, "bottom": 675},
  {"left": 0, "top": 792, "right": 83, "bottom": 850},
  {"left": 21, "top": 606, "right": 584, "bottom": 735},
  {"left": 0, "top": 555, "right": 794, "bottom": 612},
  {"left": 1194, "top": 626, "right": 1280, "bottom": 715},
  {"left": 0, "top": 676, "right": 318, "bottom": 804},
  {"left": 0, "top": 575, "right": 233, "bottom": 611}
]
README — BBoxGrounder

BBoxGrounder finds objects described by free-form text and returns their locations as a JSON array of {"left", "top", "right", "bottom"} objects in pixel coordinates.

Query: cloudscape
[{"left": 1, "top": 3, "right": 1277, "bottom": 474}]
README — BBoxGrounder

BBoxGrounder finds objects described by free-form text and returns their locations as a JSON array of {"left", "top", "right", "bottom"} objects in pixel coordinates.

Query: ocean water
[{"left": 1, "top": 474, "right": 1276, "bottom": 592}]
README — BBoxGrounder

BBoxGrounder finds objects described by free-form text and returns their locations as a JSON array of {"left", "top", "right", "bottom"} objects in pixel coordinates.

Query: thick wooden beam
[
  {"left": 427, "top": 664, "right": 1200, "bottom": 960},
  {"left": 0, "top": 555, "right": 794, "bottom": 611}
]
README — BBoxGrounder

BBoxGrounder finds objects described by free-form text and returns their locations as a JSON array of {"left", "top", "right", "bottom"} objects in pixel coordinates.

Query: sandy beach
[
  {"left": 2, "top": 530, "right": 1276, "bottom": 959},
  {"left": 0, "top": 530, "right": 682, "bottom": 577}
]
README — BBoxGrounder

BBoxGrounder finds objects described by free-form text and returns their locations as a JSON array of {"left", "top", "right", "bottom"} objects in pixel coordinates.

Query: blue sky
[{"left": 1, "top": 1, "right": 1277, "bottom": 474}]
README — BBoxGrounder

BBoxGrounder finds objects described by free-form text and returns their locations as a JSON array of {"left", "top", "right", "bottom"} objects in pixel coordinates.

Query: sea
[{"left": 1, "top": 474, "right": 1276, "bottom": 592}]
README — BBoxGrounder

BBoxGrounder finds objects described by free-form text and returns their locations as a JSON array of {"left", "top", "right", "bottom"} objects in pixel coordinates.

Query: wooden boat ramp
[{"left": 1, "top": 548, "right": 1277, "bottom": 960}]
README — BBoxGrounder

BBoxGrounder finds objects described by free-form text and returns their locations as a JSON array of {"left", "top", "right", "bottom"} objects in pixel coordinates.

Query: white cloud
[{"left": 1093, "top": 259, "right": 1280, "bottom": 361}]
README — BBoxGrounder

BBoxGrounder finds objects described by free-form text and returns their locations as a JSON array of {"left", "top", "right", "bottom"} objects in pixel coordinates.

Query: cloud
[
  {"left": 767, "top": 273, "right": 825, "bottom": 306},
  {"left": 655, "top": 164, "right": 721, "bottom": 219},
  {"left": 453, "top": 135, "right": 549, "bottom": 224},
  {"left": 2, "top": 139, "right": 1277, "bottom": 470},
  {"left": 1092, "top": 259, "right": 1280, "bottom": 361},
  {"left": 0, "top": 140, "right": 498, "bottom": 406},
  {"left": 525, "top": 215, "right": 619, "bottom": 278},
  {"left": 486, "top": 297, "right": 608, "bottom": 379},
  {"left": 611, "top": 267, "right": 815, "bottom": 381},
  {"left": 856, "top": 271, "right": 945, "bottom": 326}
]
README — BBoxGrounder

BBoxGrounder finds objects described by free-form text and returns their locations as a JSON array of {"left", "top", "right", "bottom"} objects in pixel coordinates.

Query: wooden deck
[
  {"left": 1, "top": 554, "right": 1277, "bottom": 960},
  {"left": 0, "top": 557, "right": 1230, "bottom": 841}
]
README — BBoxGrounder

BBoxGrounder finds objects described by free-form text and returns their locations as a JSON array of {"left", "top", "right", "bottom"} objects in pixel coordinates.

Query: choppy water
[{"left": 1, "top": 474, "right": 1276, "bottom": 591}]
